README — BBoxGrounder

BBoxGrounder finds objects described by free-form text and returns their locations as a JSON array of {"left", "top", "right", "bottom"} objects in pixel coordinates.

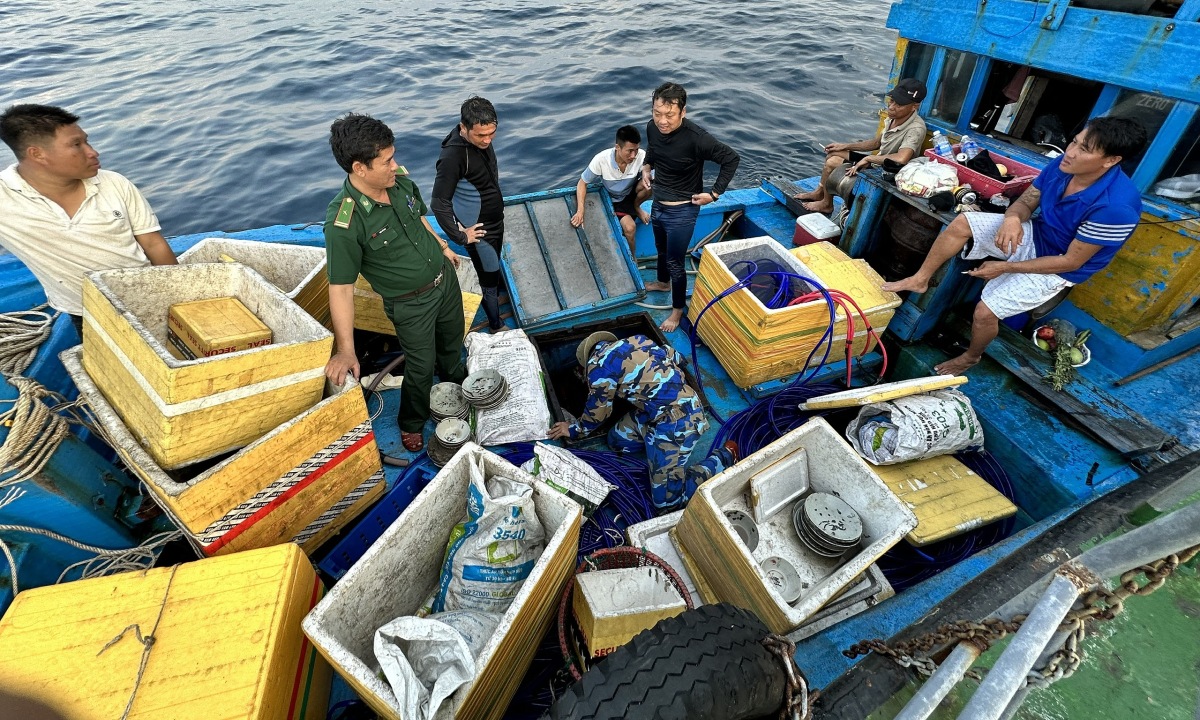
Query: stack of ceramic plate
[
  {"left": 792, "top": 492, "right": 863, "bottom": 558},
  {"left": 430, "top": 382, "right": 469, "bottom": 423},
  {"left": 461, "top": 368, "right": 509, "bottom": 410},
  {"left": 428, "top": 418, "right": 472, "bottom": 467}
]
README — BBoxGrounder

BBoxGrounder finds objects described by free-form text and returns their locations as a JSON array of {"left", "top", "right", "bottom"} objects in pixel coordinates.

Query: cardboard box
[
  {"left": 0, "top": 544, "right": 332, "bottom": 720},
  {"left": 573, "top": 566, "right": 687, "bottom": 658},
  {"left": 167, "top": 296, "right": 273, "bottom": 360},
  {"left": 178, "top": 238, "right": 330, "bottom": 327},
  {"left": 64, "top": 347, "right": 384, "bottom": 557},
  {"left": 302, "top": 444, "right": 581, "bottom": 720},
  {"left": 675, "top": 417, "right": 916, "bottom": 634},
  {"left": 81, "top": 263, "right": 332, "bottom": 469}
]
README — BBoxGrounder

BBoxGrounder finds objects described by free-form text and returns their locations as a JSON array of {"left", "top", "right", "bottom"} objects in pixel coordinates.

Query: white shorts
[{"left": 962, "top": 212, "right": 1074, "bottom": 320}]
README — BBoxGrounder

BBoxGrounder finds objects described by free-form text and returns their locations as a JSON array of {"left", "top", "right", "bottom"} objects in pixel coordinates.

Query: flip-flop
[{"left": 401, "top": 431, "right": 424, "bottom": 452}]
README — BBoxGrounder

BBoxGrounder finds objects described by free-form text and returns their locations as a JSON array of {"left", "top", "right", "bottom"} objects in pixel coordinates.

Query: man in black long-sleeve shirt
[{"left": 640, "top": 82, "right": 740, "bottom": 333}]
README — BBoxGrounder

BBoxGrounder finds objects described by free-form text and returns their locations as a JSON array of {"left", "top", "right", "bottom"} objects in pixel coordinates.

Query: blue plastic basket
[{"left": 315, "top": 458, "right": 439, "bottom": 580}]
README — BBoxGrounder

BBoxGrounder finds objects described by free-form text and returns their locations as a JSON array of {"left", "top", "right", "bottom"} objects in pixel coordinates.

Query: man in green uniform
[{"left": 323, "top": 113, "right": 467, "bottom": 452}]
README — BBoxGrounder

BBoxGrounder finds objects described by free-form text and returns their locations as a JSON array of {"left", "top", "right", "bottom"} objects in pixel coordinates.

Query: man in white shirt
[
  {"left": 570, "top": 125, "right": 652, "bottom": 257},
  {"left": 0, "top": 104, "right": 177, "bottom": 333}
]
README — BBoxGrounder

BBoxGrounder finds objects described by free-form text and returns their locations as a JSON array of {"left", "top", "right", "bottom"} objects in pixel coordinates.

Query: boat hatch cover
[{"left": 500, "top": 187, "right": 645, "bottom": 329}]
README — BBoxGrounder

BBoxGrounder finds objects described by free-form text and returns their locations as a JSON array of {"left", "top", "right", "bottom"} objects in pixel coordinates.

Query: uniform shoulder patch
[{"left": 333, "top": 196, "right": 355, "bottom": 229}]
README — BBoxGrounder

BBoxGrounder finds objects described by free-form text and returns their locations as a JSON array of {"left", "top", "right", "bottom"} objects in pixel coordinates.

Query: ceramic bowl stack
[
  {"left": 461, "top": 368, "right": 509, "bottom": 411},
  {"left": 427, "top": 418, "right": 472, "bottom": 467},
  {"left": 792, "top": 492, "right": 863, "bottom": 558},
  {"left": 430, "top": 382, "right": 470, "bottom": 423}
]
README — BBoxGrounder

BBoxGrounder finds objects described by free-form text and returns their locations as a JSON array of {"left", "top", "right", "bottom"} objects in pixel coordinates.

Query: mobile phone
[{"left": 848, "top": 150, "right": 870, "bottom": 164}]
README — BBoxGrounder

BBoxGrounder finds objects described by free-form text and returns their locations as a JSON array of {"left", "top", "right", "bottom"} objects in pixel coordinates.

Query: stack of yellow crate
[
  {"left": 687, "top": 237, "right": 901, "bottom": 388},
  {"left": 0, "top": 544, "right": 331, "bottom": 719}
]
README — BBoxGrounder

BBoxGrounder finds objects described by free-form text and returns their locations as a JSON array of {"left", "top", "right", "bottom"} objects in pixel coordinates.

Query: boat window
[
  {"left": 968, "top": 63, "right": 1103, "bottom": 154},
  {"left": 1149, "top": 112, "right": 1200, "bottom": 210},
  {"left": 1106, "top": 90, "right": 1175, "bottom": 175},
  {"left": 929, "top": 50, "right": 979, "bottom": 126},
  {"left": 900, "top": 42, "right": 935, "bottom": 88}
]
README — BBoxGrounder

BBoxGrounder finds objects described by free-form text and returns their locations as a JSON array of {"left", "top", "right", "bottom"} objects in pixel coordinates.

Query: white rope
[
  {"left": 0, "top": 305, "right": 59, "bottom": 376},
  {"left": 0, "top": 376, "right": 76, "bottom": 489}
]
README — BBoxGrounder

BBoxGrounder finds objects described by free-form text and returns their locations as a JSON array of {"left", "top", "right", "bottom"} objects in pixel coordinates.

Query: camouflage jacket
[{"left": 568, "top": 334, "right": 699, "bottom": 439}]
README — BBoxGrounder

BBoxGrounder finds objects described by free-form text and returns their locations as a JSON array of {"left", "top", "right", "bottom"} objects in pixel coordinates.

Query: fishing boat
[{"left": 2, "top": 0, "right": 1199, "bottom": 716}]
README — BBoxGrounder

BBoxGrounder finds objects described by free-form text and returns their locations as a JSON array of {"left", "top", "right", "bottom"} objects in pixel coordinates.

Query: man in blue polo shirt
[{"left": 882, "top": 116, "right": 1146, "bottom": 375}]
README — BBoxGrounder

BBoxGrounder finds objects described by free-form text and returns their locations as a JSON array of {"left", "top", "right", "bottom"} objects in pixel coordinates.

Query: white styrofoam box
[
  {"left": 179, "top": 238, "right": 326, "bottom": 301},
  {"left": 573, "top": 566, "right": 686, "bottom": 657},
  {"left": 795, "top": 213, "right": 842, "bottom": 241},
  {"left": 676, "top": 416, "right": 916, "bottom": 633},
  {"left": 625, "top": 510, "right": 894, "bottom": 640},
  {"left": 301, "top": 444, "right": 582, "bottom": 720}
]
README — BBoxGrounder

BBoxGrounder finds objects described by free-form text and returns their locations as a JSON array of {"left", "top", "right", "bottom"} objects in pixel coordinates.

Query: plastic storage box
[
  {"left": 793, "top": 213, "right": 842, "bottom": 247},
  {"left": 923, "top": 144, "right": 1040, "bottom": 198}
]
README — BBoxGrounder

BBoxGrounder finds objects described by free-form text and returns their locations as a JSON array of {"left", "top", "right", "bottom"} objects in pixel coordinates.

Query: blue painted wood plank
[
  {"left": 563, "top": 194, "right": 610, "bottom": 300},
  {"left": 1130, "top": 101, "right": 1200, "bottom": 191},
  {"left": 956, "top": 56, "right": 993, "bottom": 133},
  {"left": 522, "top": 200, "right": 568, "bottom": 312},
  {"left": 888, "top": 0, "right": 1200, "bottom": 104},
  {"left": 920, "top": 47, "right": 948, "bottom": 119}
]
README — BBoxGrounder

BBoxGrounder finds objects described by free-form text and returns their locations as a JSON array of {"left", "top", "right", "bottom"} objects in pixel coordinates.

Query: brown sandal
[{"left": 401, "top": 431, "right": 424, "bottom": 452}]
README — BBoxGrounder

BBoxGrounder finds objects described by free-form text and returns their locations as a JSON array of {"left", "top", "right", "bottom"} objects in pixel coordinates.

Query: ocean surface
[{"left": 2, "top": 0, "right": 897, "bottom": 236}]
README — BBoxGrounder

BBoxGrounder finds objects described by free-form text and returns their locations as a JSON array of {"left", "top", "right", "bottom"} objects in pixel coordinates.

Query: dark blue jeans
[{"left": 652, "top": 201, "right": 700, "bottom": 310}]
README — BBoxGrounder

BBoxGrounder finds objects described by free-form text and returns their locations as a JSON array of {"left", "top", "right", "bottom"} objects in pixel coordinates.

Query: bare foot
[
  {"left": 880, "top": 275, "right": 930, "bottom": 294},
  {"left": 660, "top": 309, "right": 684, "bottom": 333},
  {"left": 637, "top": 207, "right": 651, "bottom": 224},
  {"left": 645, "top": 281, "right": 671, "bottom": 292},
  {"left": 793, "top": 190, "right": 821, "bottom": 202},
  {"left": 801, "top": 199, "right": 834, "bottom": 214},
  {"left": 933, "top": 353, "right": 980, "bottom": 376}
]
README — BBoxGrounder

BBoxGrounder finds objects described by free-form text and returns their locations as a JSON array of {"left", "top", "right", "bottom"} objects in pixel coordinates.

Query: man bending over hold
[
  {"left": 0, "top": 104, "right": 177, "bottom": 334},
  {"left": 795, "top": 78, "right": 927, "bottom": 214},
  {"left": 882, "top": 116, "right": 1146, "bottom": 375},
  {"left": 570, "top": 124, "right": 652, "bottom": 257},
  {"left": 547, "top": 332, "right": 733, "bottom": 510}
]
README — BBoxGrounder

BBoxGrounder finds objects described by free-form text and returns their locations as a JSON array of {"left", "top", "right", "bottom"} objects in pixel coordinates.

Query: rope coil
[{"left": 0, "top": 305, "right": 59, "bottom": 377}]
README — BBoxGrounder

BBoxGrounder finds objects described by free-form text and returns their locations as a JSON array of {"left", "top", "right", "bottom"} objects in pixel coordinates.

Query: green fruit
[
  {"left": 1035, "top": 338, "right": 1050, "bottom": 351},
  {"left": 1070, "top": 348, "right": 1085, "bottom": 364}
]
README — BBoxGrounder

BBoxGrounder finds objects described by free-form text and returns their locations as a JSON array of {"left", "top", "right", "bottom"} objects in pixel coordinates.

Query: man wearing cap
[
  {"left": 547, "top": 332, "right": 733, "bottom": 510},
  {"left": 322, "top": 113, "right": 467, "bottom": 453},
  {"left": 796, "top": 78, "right": 928, "bottom": 214}
]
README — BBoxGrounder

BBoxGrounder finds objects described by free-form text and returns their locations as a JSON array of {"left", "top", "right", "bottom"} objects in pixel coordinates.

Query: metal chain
[
  {"left": 846, "top": 544, "right": 1200, "bottom": 685},
  {"left": 763, "top": 633, "right": 819, "bottom": 720}
]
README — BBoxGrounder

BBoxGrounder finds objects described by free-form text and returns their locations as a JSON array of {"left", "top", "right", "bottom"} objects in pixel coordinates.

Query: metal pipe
[
  {"left": 894, "top": 643, "right": 984, "bottom": 720},
  {"left": 958, "top": 574, "right": 1083, "bottom": 720}
]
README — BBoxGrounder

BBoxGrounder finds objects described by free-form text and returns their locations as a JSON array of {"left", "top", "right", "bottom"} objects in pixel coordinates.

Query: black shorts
[{"left": 611, "top": 191, "right": 640, "bottom": 218}]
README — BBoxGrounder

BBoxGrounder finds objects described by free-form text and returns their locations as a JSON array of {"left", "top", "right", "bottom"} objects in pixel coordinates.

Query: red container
[
  {"left": 792, "top": 213, "right": 842, "bottom": 246},
  {"left": 923, "top": 144, "right": 1041, "bottom": 198}
]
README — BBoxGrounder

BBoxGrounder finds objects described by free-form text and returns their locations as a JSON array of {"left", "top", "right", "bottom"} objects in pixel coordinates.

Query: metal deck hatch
[{"left": 500, "top": 187, "right": 644, "bottom": 329}]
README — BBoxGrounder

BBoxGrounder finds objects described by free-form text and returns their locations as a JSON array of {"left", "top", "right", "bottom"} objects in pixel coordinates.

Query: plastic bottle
[
  {"left": 960, "top": 135, "right": 982, "bottom": 160},
  {"left": 932, "top": 131, "right": 953, "bottom": 159}
]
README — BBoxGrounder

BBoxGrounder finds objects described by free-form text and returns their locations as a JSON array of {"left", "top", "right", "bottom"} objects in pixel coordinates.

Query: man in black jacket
[
  {"left": 432, "top": 96, "right": 506, "bottom": 331},
  {"left": 640, "top": 82, "right": 740, "bottom": 333}
]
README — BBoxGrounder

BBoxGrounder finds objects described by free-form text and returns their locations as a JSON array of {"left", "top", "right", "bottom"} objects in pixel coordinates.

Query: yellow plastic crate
[
  {"left": 0, "top": 544, "right": 331, "bottom": 720},
  {"left": 81, "top": 263, "right": 333, "bottom": 469}
]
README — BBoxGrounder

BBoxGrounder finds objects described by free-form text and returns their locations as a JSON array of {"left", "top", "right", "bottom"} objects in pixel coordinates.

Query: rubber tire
[{"left": 544, "top": 603, "right": 787, "bottom": 720}]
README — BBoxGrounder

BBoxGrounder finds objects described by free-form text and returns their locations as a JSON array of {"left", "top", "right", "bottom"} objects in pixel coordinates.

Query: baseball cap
[
  {"left": 887, "top": 78, "right": 928, "bottom": 106},
  {"left": 577, "top": 331, "right": 617, "bottom": 367}
]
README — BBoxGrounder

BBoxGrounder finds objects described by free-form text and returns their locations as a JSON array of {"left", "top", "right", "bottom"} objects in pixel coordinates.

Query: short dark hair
[
  {"left": 460, "top": 96, "right": 497, "bottom": 130},
  {"left": 0, "top": 104, "right": 80, "bottom": 157},
  {"left": 615, "top": 125, "right": 641, "bottom": 145},
  {"left": 652, "top": 83, "right": 687, "bottom": 110},
  {"left": 1085, "top": 116, "right": 1147, "bottom": 160},
  {"left": 328, "top": 113, "right": 394, "bottom": 174}
]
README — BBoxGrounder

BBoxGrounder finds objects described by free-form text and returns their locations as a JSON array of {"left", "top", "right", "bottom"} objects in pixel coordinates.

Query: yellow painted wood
[
  {"left": 353, "top": 275, "right": 484, "bottom": 337},
  {"left": 167, "top": 296, "right": 273, "bottom": 360},
  {"left": 1070, "top": 217, "right": 1200, "bottom": 336},
  {"left": 82, "top": 278, "right": 332, "bottom": 405},
  {"left": 802, "top": 375, "right": 968, "bottom": 410},
  {"left": 0, "top": 544, "right": 331, "bottom": 720},
  {"left": 872, "top": 455, "right": 1017, "bottom": 546},
  {"left": 687, "top": 244, "right": 900, "bottom": 388}
]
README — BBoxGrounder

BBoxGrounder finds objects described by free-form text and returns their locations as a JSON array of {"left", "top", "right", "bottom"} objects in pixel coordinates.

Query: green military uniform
[{"left": 324, "top": 173, "right": 467, "bottom": 433}]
